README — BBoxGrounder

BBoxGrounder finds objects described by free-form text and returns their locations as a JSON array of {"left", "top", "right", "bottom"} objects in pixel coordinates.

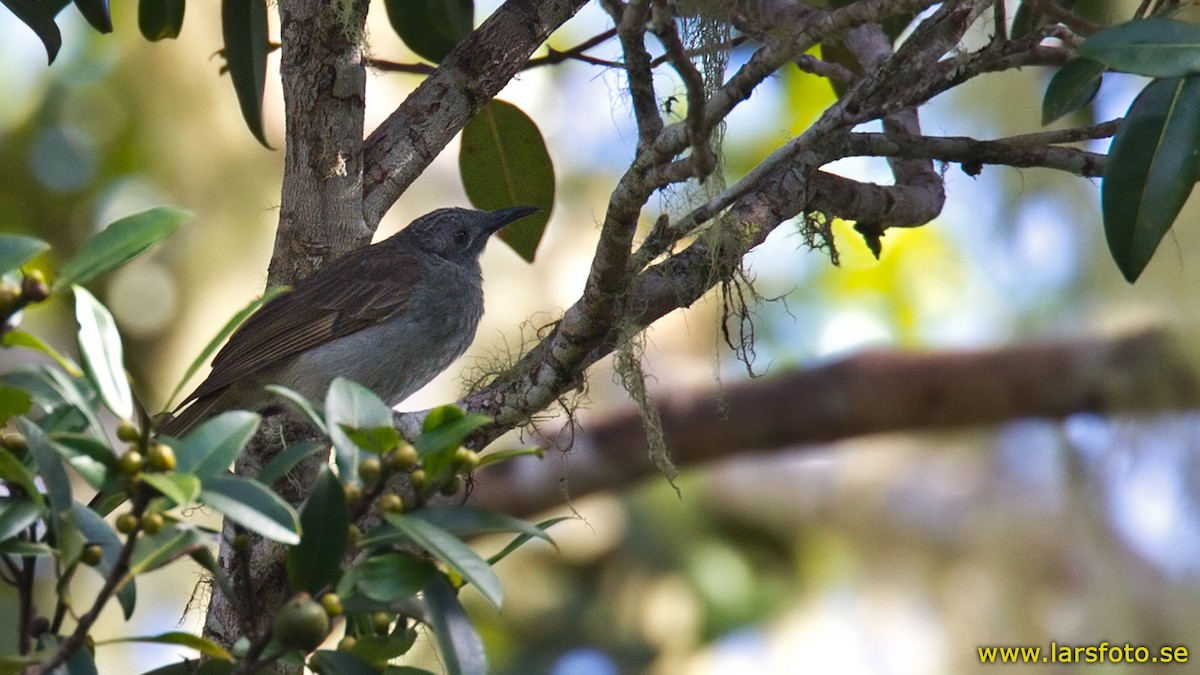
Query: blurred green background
[{"left": 4, "top": 1, "right": 1200, "bottom": 673}]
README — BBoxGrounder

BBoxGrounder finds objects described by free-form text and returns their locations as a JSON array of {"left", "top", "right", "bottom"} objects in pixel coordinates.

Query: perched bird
[{"left": 161, "top": 206, "right": 536, "bottom": 435}]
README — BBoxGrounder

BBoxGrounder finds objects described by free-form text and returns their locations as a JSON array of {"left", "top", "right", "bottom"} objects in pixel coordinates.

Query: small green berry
[
  {"left": 80, "top": 544, "right": 103, "bottom": 566},
  {"left": 115, "top": 513, "right": 139, "bottom": 534},
  {"left": 319, "top": 593, "right": 343, "bottom": 617},
  {"left": 146, "top": 443, "right": 176, "bottom": 471},
  {"left": 453, "top": 447, "right": 480, "bottom": 471},
  {"left": 273, "top": 593, "right": 330, "bottom": 652},
  {"left": 377, "top": 493, "right": 404, "bottom": 514},
  {"left": 357, "top": 457, "right": 382, "bottom": 485},
  {"left": 116, "top": 421, "right": 140, "bottom": 443},
  {"left": 385, "top": 443, "right": 419, "bottom": 471},
  {"left": 439, "top": 474, "right": 463, "bottom": 497},
  {"left": 371, "top": 610, "right": 392, "bottom": 635},
  {"left": 118, "top": 449, "right": 144, "bottom": 476},
  {"left": 141, "top": 512, "right": 164, "bottom": 535}
]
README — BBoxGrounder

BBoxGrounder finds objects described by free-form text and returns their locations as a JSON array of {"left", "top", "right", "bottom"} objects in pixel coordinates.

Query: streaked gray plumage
[{"left": 161, "top": 206, "right": 535, "bottom": 435}]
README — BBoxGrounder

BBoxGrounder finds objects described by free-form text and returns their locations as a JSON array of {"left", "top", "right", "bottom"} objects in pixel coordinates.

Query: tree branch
[{"left": 471, "top": 330, "right": 1200, "bottom": 517}]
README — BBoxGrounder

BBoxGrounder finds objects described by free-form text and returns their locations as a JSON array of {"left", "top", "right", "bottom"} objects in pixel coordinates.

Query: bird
[{"left": 160, "top": 206, "right": 536, "bottom": 435}]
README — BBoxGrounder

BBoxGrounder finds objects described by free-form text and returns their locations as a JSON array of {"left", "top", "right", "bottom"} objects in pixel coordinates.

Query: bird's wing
[{"left": 179, "top": 245, "right": 419, "bottom": 405}]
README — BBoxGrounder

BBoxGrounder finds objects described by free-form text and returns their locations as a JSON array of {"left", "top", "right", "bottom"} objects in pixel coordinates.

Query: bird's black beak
[{"left": 485, "top": 206, "right": 538, "bottom": 234}]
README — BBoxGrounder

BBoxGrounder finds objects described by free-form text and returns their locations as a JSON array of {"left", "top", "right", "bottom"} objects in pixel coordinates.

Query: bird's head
[{"left": 399, "top": 206, "right": 537, "bottom": 264}]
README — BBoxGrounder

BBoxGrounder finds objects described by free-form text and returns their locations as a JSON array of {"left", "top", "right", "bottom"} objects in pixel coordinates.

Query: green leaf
[
  {"left": 1, "top": 0, "right": 62, "bottom": 63},
  {"left": 141, "top": 472, "right": 201, "bottom": 507},
  {"left": 0, "top": 448, "right": 43, "bottom": 508},
  {"left": 383, "top": 0, "right": 472, "bottom": 63},
  {"left": 287, "top": 470, "right": 347, "bottom": 594},
  {"left": 201, "top": 474, "right": 300, "bottom": 544},
  {"left": 98, "top": 632, "right": 232, "bottom": 661},
  {"left": 413, "top": 506, "right": 554, "bottom": 544},
  {"left": 342, "top": 425, "right": 402, "bottom": 455},
  {"left": 139, "top": 0, "right": 185, "bottom": 40},
  {"left": 1102, "top": 75, "right": 1200, "bottom": 282},
  {"left": 1079, "top": 18, "right": 1200, "bottom": 78},
  {"left": 173, "top": 410, "right": 261, "bottom": 479},
  {"left": 264, "top": 383, "right": 326, "bottom": 434},
  {"left": 138, "top": 659, "right": 235, "bottom": 675},
  {"left": 309, "top": 650, "right": 381, "bottom": 675},
  {"left": 0, "top": 234, "right": 49, "bottom": 274},
  {"left": 50, "top": 433, "right": 118, "bottom": 490},
  {"left": 258, "top": 439, "right": 328, "bottom": 486},
  {"left": 352, "top": 553, "right": 436, "bottom": 602},
  {"left": 475, "top": 446, "right": 542, "bottom": 468},
  {"left": 17, "top": 418, "right": 72, "bottom": 524},
  {"left": 382, "top": 513, "right": 501, "bottom": 608},
  {"left": 1042, "top": 57, "right": 1104, "bottom": 125},
  {"left": 167, "top": 286, "right": 289, "bottom": 409},
  {"left": 0, "top": 386, "right": 32, "bottom": 425},
  {"left": 222, "top": 0, "right": 272, "bottom": 147},
  {"left": 460, "top": 99, "right": 555, "bottom": 261},
  {"left": 0, "top": 499, "right": 41, "bottom": 542},
  {"left": 423, "top": 575, "right": 487, "bottom": 675},
  {"left": 41, "top": 366, "right": 105, "bottom": 436},
  {"left": 72, "top": 0, "right": 112, "bottom": 32},
  {"left": 128, "top": 525, "right": 204, "bottom": 576},
  {"left": 0, "top": 539, "right": 54, "bottom": 555},
  {"left": 73, "top": 286, "right": 133, "bottom": 419},
  {"left": 325, "top": 378, "right": 393, "bottom": 483},
  {"left": 71, "top": 501, "right": 136, "bottom": 618},
  {"left": 3, "top": 329, "right": 84, "bottom": 376},
  {"left": 54, "top": 206, "right": 191, "bottom": 291},
  {"left": 414, "top": 408, "right": 489, "bottom": 481},
  {"left": 486, "top": 516, "right": 570, "bottom": 565}
]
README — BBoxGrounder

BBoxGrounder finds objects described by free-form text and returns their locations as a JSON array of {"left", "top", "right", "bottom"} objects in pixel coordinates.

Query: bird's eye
[{"left": 453, "top": 230, "right": 470, "bottom": 247}]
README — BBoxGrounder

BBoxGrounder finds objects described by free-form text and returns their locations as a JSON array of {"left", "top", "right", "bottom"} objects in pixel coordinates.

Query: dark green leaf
[
  {"left": 138, "top": 659, "right": 235, "bottom": 675},
  {"left": 460, "top": 99, "right": 555, "bottom": 261},
  {"left": 423, "top": 575, "right": 487, "bottom": 675},
  {"left": 50, "top": 433, "right": 117, "bottom": 490},
  {"left": 264, "top": 383, "right": 326, "bottom": 434},
  {"left": 0, "top": 499, "right": 41, "bottom": 541},
  {"left": 288, "top": 469, "right": 347, "bottom": 593},
  {"left": 0, "top": 539, "right": 54, "bottom": 555},
  {"left": 0, "top": 385, "right": 32, "bottom": 425},
  {"left": 3, "top": 330, "right": 83, "bottom": 376},
  {"left": 1102, "top": 76, "right": 1200, "bottom": 281},
  {"left": 141, "top": 472, "right": 201, "bottom": 507},
  {"left": 128, "top": 524, "right": 204, "bottom": 576},
  {"left": 1, "top": 0, "right": 62, "bottom": 63},
  {"left": 1079, "top": 18, "right": 1200, "bottom": 78},
  {"left": 54, "top": 206, "right": 192, "bottom": 291},
  {"left": 99, "top": 632, "right": 232, "bottom": 661},
  {"left": 309, "top": 650, "right": 380, "bottom": 675},
  {"left": 73, "top": 286, "right": 133, "bottom": 419},
  {"left": 414, "top": 505, "right": 553, "bottom": 543},
  {"left": 64, "top": 639, "right": 99, "bottom": 675},
  {"left": 487, "top": 516, "right": 570, "bottom": 565},
  {"left": 173, "top": 410, "right": 260, "bottom": 479},
  {"left": 71, "top": 501, "right": 136, "bottom": 617},
  {"left": 1042, "top": 57, "right": 1104, "bottom": 125},
  {"left": 201, "top": 474, "right": 300, "bottom": 544},
  {"left": 17, "top": 418, "right": 71, "bottom": 524},
  {"left": 382, "top": 513, "right": 501, "bottom": 608},
  {"left": 414, "top": 408, "right": 489, "bottom": 481},
  {"left": 342, "top": 425, "right": 401, "bottom": 455},
  {"left": 383, "top": 0, "right": 472, "bottom": 63},
  {"left": 42, "top": 366, "right": 104, "bottom": 436},
  {"left": 325, "top": 378, "right": 393, "bottom": 483},
  {"left": 0, "top": 447, "right": 43, "bottom": 508},
  {"left": 0, "top": 234, "right": 49, "bottom": 273},
  {"left": 139, "top": 0, "right": 185, "bottom": 40},
  {"left": 353, "top": 553, "right": 436, "bottom": 602},
  {"left": 221, "top": 0, "right": 273, "bottom": 147},
  {"left": 168, "top": 285, "right": 289, "bottom": 409},
  {"left": 72, "top": 0, "right": 111, "bottom": 32},
  {"left": 258, "top": 439, "right": 328, "bottom": 486},
  {"left": 475, "top": 446, "right": 542, "bottom": 468}
]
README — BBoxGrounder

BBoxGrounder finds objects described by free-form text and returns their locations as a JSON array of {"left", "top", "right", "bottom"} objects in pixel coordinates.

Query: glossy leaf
[
  {"left": 423, "top": 575, "right": 487, "bottom": 675},
  {"left": 3, "top": 329, "right": 84, "bottom": 376},
  {"left": 1, "top": 0, "right": 62, "bottom": 63},
  {"left": 287, "top": 469, "right": 347, "bottom": 593},
  {"left": 139, "top": 0, "right": 185, "bottom": 40},
  {"left": 128, "top": 525, "right": 204, "bottom": 576},
  {"left": 141, "top": 472, "right": 201, "bottom": 507},
  {"left": 0, "top": 447, "right": 43, "bottom": 508},
  {"left": 51, "top": 433, "right": 118, "bottom": 490},
  {"left": 1102, "top": 75, "right": 1200, "bottom": 282},
  {"left": 73, "top": 286, "right": 133, "bottom": 419},
  {"left": 258, "top": 439, "right": 328, "bottom": 485},
  {"left": 167, "top": 285, "right": 289, "bottom": 409},
  {"left": 173, "top": 410, "right": 260, "bottom": 479},
  {"left": 0, "top": 234, "right": 48, "bottom": 273},
  {"left": 415, "top": 407, "right": 489, "bottom": 481},
  {"left": 460, "top": 100, "right": 555, "bottom": 261},
  {"left": 72, "top": 0, "right": 111, "bottom": 32},
  {"left": 343, "top": 425, "right": 402, "bottom": 455},
  {"left": 0, "top": 500, "right": 41, "bottom": 542},
  {"left": 40, "top": 366, "right": 105, "bottom": 437},
  {"left": 71, "top": 501, "right": 136, "bottom": 617},
  {"left": 100, "top": 632, "right": 232, "bottom": 661},
  {"left": 487, "top": 516, "right": 571, "bottom": 565},
  {"left": 325, "top": 378, "right": 393, "bottom": 482},
  {"left": 200, "top": 474, "right": 300, "bottom": 544},
  {"left": 16, "top": 418, "right": 71, "bottom": 523},
  {"left": 0, "top": 385, "right": 32, "bottom": 425},
  {"left": 221, "top": 0, "right": 272, "bottom": 147},
  {"left": 475, "top": 446, "right": 541, "bottom": 468},
  {"left": 1079, "top": 18, "right": 1200, "bottom": 78},
  {"left": 54, "top": 206, "right": 192, "bottom": 291},
  {"left": 383, "top": 512, "right": 501, "bottom": 608},
  {"left": 414, "top": 505, "right": 554, "bottom": 543},
  {"left": 264, "top": 383, "right": 326, "bottom": 434},
  {"left": 383, "top": 0, "right": 472, "bottom": 63},
  {"left": 1042, "top": 57, "right": 1104, "bottom": 125},
  {"left": 352, "top": 553, "right": 436, "bottom": 602}
]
